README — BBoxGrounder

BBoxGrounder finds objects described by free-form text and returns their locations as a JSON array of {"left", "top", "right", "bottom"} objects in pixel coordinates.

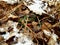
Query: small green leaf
[{"left": 19, "top": 18, "right": 24, "bottom": 23}]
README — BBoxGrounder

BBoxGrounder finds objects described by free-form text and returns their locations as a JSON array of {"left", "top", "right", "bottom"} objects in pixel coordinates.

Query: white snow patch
[
  {"left": 2, "top": 32, "right": 10, "bottom": 40},
  {"left": 7, "top": 21, "right": 19, "bottom": 32},
  {"left": 2, "top": 32, "right": 34, "bottom": 45},
  {"left": 1, "top": 21, "right": 34, "bottom": 45},
  {"left": 24, "top": 0, "right": 50, "bottom": 15},
  {"left": 43, "top": 30, "right": 58, "bottom": 42},
  {"left": 43, "top": 30, "right": 59, "bottom": 45},
  {"left": 43, "top": 30, "right": 51, "bottom": 36},
  {"left": 2, "top": 0, "right": 19, "bottom": 5},
  {"left": 51, "top": 33, "right": 58, "bottom": 41},
  {"left": 14, "top": 33, "right": 34, "bottom": 45},
  {"left": 0, "top": 28, "right": 5, "bottom": 32}
]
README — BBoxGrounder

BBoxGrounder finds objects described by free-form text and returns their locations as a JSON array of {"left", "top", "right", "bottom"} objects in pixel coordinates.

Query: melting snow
[
  {"left": 1, "top": 0, "right": 19, "bottom": 5},
  {"left": 24, "top": 0, "right": 50, "bottom": 15}
]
